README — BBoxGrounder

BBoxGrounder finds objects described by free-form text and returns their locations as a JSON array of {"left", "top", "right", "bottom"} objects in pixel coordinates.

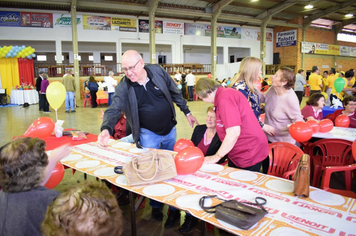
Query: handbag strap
[
  {"left": 199, "top": 195, "right": 268, "bottom": 213},
  {"left": 131, "top": 152, "right": 159, "bottom": 181}
]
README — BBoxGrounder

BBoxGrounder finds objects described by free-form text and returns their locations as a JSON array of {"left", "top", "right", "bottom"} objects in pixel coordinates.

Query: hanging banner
[
  {"left": 242, "top": 28, "right": 258, "bottom": 40},
  {"left": 53, "top": 14, "right": 82, "bottom": 28},
  {"left": 301, "top": 42, "right": 342, "bottom": 55},
  {"left": 351, "top": 47, "right": 356, "bottom": 57},
  {"left": 20, "top": 12, "right": 53, "bottom": 28},
  {"left": 205, "top": 25, "right": 225, "bottom": 37},
  {"left": 276, "top": 30, "right": 297, "bottom": 47},
  {"left": 223, "top": 26, "right": 241, "bottom": 38},
  {"left": 340, "top": 46, "right": 350, "bottom": 56},
  {"left": 301, "top": 42, "right": 315, "bottom": 54},
  {"left": 0, "top": 11, "right": 21, "bottom": 27},
  {"left": 138, "top": 19, "right": 149, "bottom": 33},
  {"left": 155, "top": 20, "right": 163, "bottom": 34},
  {"left": 184, "top": 23, "right": 205, "bottom": 36},
  {"left": 83, "top": 15, "right": 111, "bottom": 30},
  {"left": 163, "top": 21, "right": 184, "bottom": 35},
  {"left": 257, "top": 31, "right": 273, "bottom": 42},
  {"left": 111, "top": 17, "right": 137, "bottom": 32}
]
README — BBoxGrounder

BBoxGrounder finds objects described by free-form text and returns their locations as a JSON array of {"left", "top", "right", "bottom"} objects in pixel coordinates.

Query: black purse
[{"left": 199, "top": 195, "right": 268, "bottom": 230}]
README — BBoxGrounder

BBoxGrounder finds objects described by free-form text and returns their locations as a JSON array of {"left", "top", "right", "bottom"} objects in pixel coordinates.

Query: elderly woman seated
[
  {"left": 42, "top": 180, "right": 123, "bottom": 236},
  {"left": 301, "top": 93, "right": 325, "bottom": 121},
  {"left": 329, "top": 95, "right": 356, "bottom": 128},
  {"left": 0, "top": 137, "right": 69, "bottom": 236}
]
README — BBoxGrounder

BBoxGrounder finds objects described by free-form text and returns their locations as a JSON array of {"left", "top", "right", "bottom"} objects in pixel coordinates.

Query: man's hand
[
  {"left": 186, "top": 114, "right": 199, "bottom": 127},
  {"left": 98, "top": 129, "right": 110, "bottom": 147}
]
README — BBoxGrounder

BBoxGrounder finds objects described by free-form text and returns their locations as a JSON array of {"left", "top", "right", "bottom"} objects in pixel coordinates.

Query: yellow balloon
[
  {"left": 46, "top": 82, "right": 66, "bottom": 109},
  {"left": 321, "top": 92, "right": 328, "bottom": 100}
]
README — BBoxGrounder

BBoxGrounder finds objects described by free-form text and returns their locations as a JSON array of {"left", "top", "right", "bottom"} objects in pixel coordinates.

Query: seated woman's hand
[
  {"left": 262, "top": 124, "right": 276, "bottom": 136},
  {"left": 204, "top": 155, "right": 221, "bottom": 164}
]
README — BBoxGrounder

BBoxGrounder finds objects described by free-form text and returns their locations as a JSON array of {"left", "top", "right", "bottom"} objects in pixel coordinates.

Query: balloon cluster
[
  {"left": 289, "top": 119, "right": 336, "bottom": 142},
  {"left": 0, "top": 45, "right": 36, "bottom": 59},
  {"left": 173, "top": 139, "right": 204, "bottom": 175}
]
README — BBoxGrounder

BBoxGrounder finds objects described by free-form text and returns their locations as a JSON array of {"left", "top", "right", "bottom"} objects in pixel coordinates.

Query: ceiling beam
[
  {"left": 255, "top": 0, "right": 298, "bottom": 20},
  {"left": 303, "top": 0, "right": 356, "bottom": 27},
  {"left": 212, "top": 0, "right": 233, "bottom": 18}
]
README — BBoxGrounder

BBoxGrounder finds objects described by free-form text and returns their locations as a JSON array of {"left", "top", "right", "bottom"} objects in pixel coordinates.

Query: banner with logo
[
  {"left": 340, "top": 46, "right": 350, "bottom": 56},
  {"left": 257, "top": 31, "right": 273, "bottom": 42},
  {"left": 20, "top": 12, "right": 53, "bottom": 28},
  {"left": 184, "top": 23, "right": 205, "bottom": 36},
  {"left": 83, "top": 15, "right": 111, "bottom": 30},
  {"left": 138, "top": 19, "right": 149, "bottom": 32},
  {"left": 276, "top": 30, "right": 297, "bottom": 47},
  {"left": 0, "top": 11, "right": 21, "bottom": 27},
  {"left": 302, "top": 42, "right": 343, "bottom": 55},
  {"left": 53, "top": 14, "right": 82, "bottom": 28},
  {"left": 241, "top": 28, "right": 258, "bottom": 40},
  {"left": 163, "top": 21, "right": 184, "bottom": 35},
  {"left": 112, "top": 17, "right": 137, "bottom": 32},
  {"left": 223, "top": 26, "right": 241, "bottom": 38},
  {"left": 205, "top": 25, "right": 225, "bottom": 37},
  {"left": 351, "top": 47, "right": 356, "bottom": 57}
]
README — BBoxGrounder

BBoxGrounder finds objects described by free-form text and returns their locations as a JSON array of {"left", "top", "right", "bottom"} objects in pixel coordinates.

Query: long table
[
  {"left": 10, "top": 89, "right": 38, "bottom": 105},
  {"left": 312, "top": 127, "right": 356, "bottom": 142},
  {"left": 56, "top": 140, "right": 356, "bottom": 236}
]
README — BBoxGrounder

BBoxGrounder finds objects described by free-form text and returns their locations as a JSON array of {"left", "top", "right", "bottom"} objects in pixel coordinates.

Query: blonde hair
[
  {"left": 42, "top": 180, "right": 123, "bottom": 236},
  {"left": 195, "top": 78, "right": 221, "bottom": 98},
  {"left": 230, "top": 57, "right": 262, "bottom": 94}
]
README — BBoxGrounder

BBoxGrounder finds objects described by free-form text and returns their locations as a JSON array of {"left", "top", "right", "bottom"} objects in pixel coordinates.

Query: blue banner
[
  {"left": 0, "top": 11, "right": 21, "bottom": 27},
  {"left": 276, "top": 30, "right": 297, "bottom": 47}
]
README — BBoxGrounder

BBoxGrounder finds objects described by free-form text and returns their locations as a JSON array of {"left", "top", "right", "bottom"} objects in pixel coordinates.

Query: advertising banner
[
  {"left": 155, "top": 20, "right": 163, "bottom": 34},
  {"left": 351, "top": 47, "right": 356, "bottom": 57},
  {"left": 257, "top": 31, "right": 273, "bottom": 42},
  {"left": 340, "top": 46, "right": 350, "bottom": 56},
  {"left": 223, "top": 26, "right": 241, "bottom": 38},
  {"left": 302, "top": 42, "right": 344, "bottom": 56},
  {"left": 20, "top": 12, "right": 53, "bottom": 28},
  {"left": 138, "top": 19, "right": 149, "bottom": 33},
  {"left": 241, "top": 28, "right": 258, "bottom": 40},
  {"left": 0, "top": 11, "right": 21, "bottom": 27},
  {"left": 83, "top": 15, "right": 111, "bottom": 30},
  {"left": 184, "top": 23, "right": 205, "bottom": 36},
  {"left": 276, "top": 30, "right": 297, "bottom": 47},
  {"left": 163, "top": 21, "right": 184, "bottom": 35},
  {"left": 53, "top": 14, "right": 82, "bottom": 28},
  {"left": 112, "top": 17, "right": 137, "bottom": 32},
  {"left": 205, "top": 25, "right": 225, "bottom": 37}
]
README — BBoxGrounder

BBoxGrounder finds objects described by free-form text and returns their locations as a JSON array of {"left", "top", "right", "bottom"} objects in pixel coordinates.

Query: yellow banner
[{"left": 111, "top": 18, "right": 136, "bottom": 27}]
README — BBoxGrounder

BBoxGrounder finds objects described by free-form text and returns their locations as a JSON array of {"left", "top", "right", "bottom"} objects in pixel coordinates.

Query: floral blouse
[{"left": 232, "top": 80, "right": 264, "bottom": 128}]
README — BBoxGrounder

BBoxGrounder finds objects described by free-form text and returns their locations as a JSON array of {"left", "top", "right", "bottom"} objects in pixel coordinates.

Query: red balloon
[
  {"left": 319, "top": 119, "right": 334, "bottom": 133},
  {"left": 306, "top": 120, "right": 320, "bottom": 134},
  {"left": 335, "top": 114, "right": 350, "bottom": 128},
  {"left": 44, "top": 162, "right": 65, "bottom": 189},
  {"left": 23, "top": 117, "right": 55, "bottom": 138},
  {"left": 174, "top": 146, "right": 204, "bottom": 175},
  {"left": 289, "top": 121, "right": 313, "bottom": 142},
  {"left": 173, "top": 138, "right": 195, "bottom": 152},
  {"left": 352, "top": 140, "right": 356, "bottom": 162}
]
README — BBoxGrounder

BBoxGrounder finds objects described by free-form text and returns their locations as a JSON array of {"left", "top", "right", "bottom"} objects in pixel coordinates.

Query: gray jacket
[{"left": 101, "top": 64, "right": 190, "bottom": 147}]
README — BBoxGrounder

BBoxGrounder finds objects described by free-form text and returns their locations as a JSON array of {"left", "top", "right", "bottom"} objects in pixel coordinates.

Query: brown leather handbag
[
  {"left": 123, "top": 151, "right": 177, "bottom": 186},
  {"left": 199, "top": 195, "right": 268, "bottom": 230},
  {"left": 293, "top": 154, "right": 310, "bottom": 197}
]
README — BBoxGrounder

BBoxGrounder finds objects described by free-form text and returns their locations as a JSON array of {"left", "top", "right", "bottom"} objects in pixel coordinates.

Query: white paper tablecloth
[
  {"left": 312, "top": 127, "right": 356, "bottom": 142},
  {"left": 10, "top": 90, "right": 38, "bottom": 105}
]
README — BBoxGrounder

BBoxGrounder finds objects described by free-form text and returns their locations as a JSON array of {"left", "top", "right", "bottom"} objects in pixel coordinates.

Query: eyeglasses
[
  {"left": 347, "top": 103, "right": 356, "bottom": 106},
  {"left": 122, "top": 60, "right": 141, "bottom": 73}
]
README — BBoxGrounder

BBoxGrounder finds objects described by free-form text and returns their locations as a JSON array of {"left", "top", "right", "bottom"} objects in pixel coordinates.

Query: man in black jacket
[
  {"left": 98, "top": 50, "right": 199, "bottom": 224},
  {"left": 35, "top": 71, "right": 44, "bottom": 111}
]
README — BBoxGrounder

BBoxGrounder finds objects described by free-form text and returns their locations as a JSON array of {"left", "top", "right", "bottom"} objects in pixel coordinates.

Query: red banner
[{"left": 20, "top": 12, "right": 53, "bottom": 28}]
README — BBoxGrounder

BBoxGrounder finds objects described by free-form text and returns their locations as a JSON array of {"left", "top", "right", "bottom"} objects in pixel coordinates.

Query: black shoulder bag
[{"left": 199, "top": 195, "right": 268, "bottom": 230}]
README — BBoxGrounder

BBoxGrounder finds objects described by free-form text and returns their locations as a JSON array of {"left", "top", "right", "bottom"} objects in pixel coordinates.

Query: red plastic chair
[
  {"left": 267, "top": 142, "right": 304, "bottom": 179},
  {"left": 324, "top": 114, "right": 333, "bottom": 120},
  {"left": 308, "top": 139, "right": 354, "bottom": 188},
  {"left": 81, "top": 91, "right": 91, "bottom": 107}
]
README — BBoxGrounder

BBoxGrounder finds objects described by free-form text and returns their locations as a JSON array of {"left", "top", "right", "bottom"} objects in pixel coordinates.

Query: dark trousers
[
  {"left": 228, "top": 158, "right": 263, "bottom": 172},
  {"left": 38, "top": 91, "right": 44, "bottom": 110},
  {"left": 181, "top": 85, "right": 187, "bottom": 99},
  {"left": 188, "top": 86, "right": 194, "bottom": 100},
  {"left": 90, "top": 90, "right": 98, "bottom": 108},
  {"left": 40, "top": 94, "right": 49, "bottom": 112},
  {"left": 295, "top": 91, "right": 303, "bottom": 105}
]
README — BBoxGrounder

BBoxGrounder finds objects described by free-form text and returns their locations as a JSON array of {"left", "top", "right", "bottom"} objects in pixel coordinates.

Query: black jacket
[
  {"left": 191, "top": 125, "right": 227, "bottom": 164},
  {"left": 35, "top": 76, "right": 42, "bottom": 92},
  {"left": 101, "top": 64, "right": 190, "bottom": 147}
]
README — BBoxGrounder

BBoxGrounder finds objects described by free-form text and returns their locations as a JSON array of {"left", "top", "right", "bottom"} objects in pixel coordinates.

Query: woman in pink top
[
  {"left": 260, "top": 67, "right": 303, "bottom": 144},
  {"left": 301, "top": 93, "right": 325, "bottom": 121},
  {"left": 195, "top": 78, "right": 268, "bottom": 172}
]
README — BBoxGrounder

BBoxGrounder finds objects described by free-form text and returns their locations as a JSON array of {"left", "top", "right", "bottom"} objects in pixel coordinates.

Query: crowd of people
[{"left": 2, "top": 51, "right": 356, "bottom": 235}]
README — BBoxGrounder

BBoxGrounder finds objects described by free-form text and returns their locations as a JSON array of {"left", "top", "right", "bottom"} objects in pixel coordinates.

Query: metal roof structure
[{"left": 1, "top": 0, "right": 356, "bottom": 33}]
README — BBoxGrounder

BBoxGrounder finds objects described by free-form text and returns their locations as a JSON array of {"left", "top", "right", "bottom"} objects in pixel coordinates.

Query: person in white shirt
[
  {"left": 174, "top": 70, "right": 181, "bottom": 82},
  {"left": 294, "top": 69, "right": 307, "bottom": 105},
  {"left": 104, "top": 71, "right": 117, "bottom": 106},
  {"left": 186, "top": 70, "right": 195, "bottom": 101}
]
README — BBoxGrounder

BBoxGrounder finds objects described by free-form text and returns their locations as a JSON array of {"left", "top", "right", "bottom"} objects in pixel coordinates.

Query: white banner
[
  {"left": 241, "top": 28, "right": 257, "bottom": 40},
  {"left": 163, "top": 21, "right": 184, "bottom": 35},
  {"left": 53, "top": 13, "right": 82, "bottom": 28}
]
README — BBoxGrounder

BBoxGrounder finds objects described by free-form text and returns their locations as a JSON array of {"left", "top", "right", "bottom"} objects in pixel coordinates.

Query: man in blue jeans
[
  {"left": 98, "top": 50, "right": 199, "bottom": 228},
  {"left": 62, "top": 69, "right": 76, "bottom": 113}
]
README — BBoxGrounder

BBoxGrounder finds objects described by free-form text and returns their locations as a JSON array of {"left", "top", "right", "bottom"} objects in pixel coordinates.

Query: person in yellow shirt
[
  {"left": 322, "top": 71, "right": 328, "bottom": 92},
  {"left": 324, "top": 68, "right": 336, "bottom": 106},
  {"left": 309, "top": 66, "right": 322, "bottom": 96},
  {"left": 330, "top": 71, "right": 356, "bottom": 102}
]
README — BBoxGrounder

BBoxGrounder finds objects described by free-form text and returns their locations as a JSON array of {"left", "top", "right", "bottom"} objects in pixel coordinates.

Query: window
[
  {"left": 104, "top": 55, "right": 113, "bottom": 61},
  {"left": 89, "top": 55, "right": 94, "bottom": 61},
  {"left": 36, "top": 55, "right": 47, "bottom": 61},
  {"left": 337, "top": 33, "right": 356, "bottom": 43},
  {"left": 54, "top": 55, "right": 64, "bottom": 61}
]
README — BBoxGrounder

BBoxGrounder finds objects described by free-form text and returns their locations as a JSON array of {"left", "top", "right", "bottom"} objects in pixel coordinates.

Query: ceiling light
[
  {"left": 346, "top": 13, "right": 354, "bottom": 18},
  {"left": 305, "top": 4, "right": 313, "bottom": 9}
]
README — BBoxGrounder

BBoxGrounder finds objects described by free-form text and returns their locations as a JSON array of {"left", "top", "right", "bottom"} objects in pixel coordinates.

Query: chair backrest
[
  {"left": 268, "top": 142, "right": 304, "bottom": 178},
  {"left": 308, "top": 139, "right": 353, "bottom": 167}
]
